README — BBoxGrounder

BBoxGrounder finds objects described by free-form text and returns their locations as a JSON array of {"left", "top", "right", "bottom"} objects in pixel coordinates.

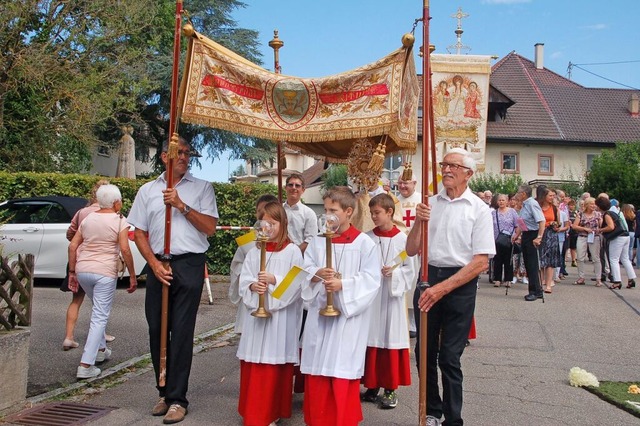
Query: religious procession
[{"left": 3, "top": 1, "right": 640, "bottom": 426}]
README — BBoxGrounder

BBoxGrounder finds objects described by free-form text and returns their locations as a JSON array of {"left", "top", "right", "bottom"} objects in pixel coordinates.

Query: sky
[{"left": 189, "top": 0, "right": 640, "bottom": 182}]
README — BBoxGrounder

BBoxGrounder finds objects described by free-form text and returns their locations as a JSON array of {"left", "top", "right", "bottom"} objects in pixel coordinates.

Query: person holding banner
[
  {"left": 361, "top": 193, "right": 415, "bottom": 409},
  {"left": 128, "top": 136, "right": 218, "bottom": 424},
  {"left": 406, "top": 148, "right": 494, "bottom": 426},
  {"left": 301, "top": 187, "right": 381, "bottom": 426},
  {"left": 229, "top": 194, "right": 279, "bottom": 334},
  {"left": 236, "top": 201, "right": 303, "bottom": 426}
]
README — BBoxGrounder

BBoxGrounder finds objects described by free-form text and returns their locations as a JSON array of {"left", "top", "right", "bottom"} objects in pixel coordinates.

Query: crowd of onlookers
[{"left": 476, "top": 187, "right": 638, "bottom": 295}]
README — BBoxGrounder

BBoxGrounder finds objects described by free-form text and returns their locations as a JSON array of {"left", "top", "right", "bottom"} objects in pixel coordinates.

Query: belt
[{"left": 154, "top": 252, "right": 199, "bottom": 261}]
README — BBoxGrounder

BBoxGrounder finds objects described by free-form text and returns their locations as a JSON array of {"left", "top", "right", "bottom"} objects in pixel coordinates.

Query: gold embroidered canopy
[{"left": 178, "top": 29, "right": 419, "bottom": 163}]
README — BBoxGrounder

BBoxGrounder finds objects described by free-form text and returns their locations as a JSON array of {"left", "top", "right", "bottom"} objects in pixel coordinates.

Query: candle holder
[
  {"left": 318, "top": 214, "right": 341, "bottom": 317},
  {"left": 251, "top": 220, "right": 273, "bottom": 318}
]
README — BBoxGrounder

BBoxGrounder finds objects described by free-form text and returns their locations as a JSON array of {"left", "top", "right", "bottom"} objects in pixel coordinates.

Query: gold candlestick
[
  {"left": 318, "top": 214, "right": 341, "bottom": 317},
  {"left": 251, "top": 220, "right": 272, "bottom": 318}
]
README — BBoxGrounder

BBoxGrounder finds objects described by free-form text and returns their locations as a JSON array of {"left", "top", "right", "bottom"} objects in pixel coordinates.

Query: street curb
[{"left": 26, "top": 323, "right": 237, "bottom": 405}]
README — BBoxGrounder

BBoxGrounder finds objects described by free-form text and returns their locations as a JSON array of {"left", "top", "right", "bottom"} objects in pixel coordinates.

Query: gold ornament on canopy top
[
  {"left": 317, "top": 213, "right": 341, "bottom": 317},
  {"left": 251, "top": 219, "right": 273, "bottom": 319}
]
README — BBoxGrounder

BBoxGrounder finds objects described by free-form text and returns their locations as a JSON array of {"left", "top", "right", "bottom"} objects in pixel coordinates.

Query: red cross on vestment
[{"left": 403, "top": 209, "right": 415, "bottom": 227}]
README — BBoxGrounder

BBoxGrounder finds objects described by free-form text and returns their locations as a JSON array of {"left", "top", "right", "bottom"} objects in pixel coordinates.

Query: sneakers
[
  {"left": 76, "top": 365, "right": 101, "bottom": 379},
  {"left": 523, "top": 277, "right": 529, "bottom": 284},
  {"left": 362, "top": 387, "right": 380, "bottom": 402},
  {"left": 379, "top": 389, "right": 398, "bottom": 409},
  {"left": 163, "top": 404, "right": 187, "bottom": 424},
  {"left": 95, "top": 347, "right": 112, "bottom": 363},
  {"left": 426, "top": 415, "right": 442, "bottom": 426},
  {"left": 152, "top": 397, "right": 169, "bottom": 416}
]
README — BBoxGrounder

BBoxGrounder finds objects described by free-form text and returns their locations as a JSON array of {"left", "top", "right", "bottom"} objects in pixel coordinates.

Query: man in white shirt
[
  {"left": 406, "top": 148, "right": 494, "bottom": 426},
  {"left": 283, "top": 174, "right": 318, "bottom": 255}
]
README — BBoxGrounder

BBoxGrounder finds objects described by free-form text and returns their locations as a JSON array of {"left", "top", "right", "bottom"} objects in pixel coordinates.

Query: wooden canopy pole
[
  {"left": 159, "top": 0, "right": 184, "bottom": 388},
  {"left": 418, "top": 0, "right": 435, "bottom": 424},
  {"left": 269, "top": 31, "right": 284, "bottom": 202}
]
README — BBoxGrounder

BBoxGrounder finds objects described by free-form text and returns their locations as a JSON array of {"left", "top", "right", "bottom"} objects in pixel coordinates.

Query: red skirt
[
  {"left": 361, "top": 347, "right": 412, "bottom": 390},
  {"left": 468, "top": 316, "right": 477, "bottom": 340},
  {"left": 303, "top": 375, "right": 362, "bottom": 426},
  {"left": 238, "top": 361, "right": 294, "bottom": 426}
]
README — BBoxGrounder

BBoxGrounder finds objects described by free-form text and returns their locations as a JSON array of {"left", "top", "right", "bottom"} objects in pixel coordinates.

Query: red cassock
[
  {"left": 361, "top": 347, "right": 412, "bottom": 390},
  {"left": 303, "top": 375, "right": 362, "bottom": 426},
  {"left": 239, "top": 361, "right": 294, "bottom": 426}
]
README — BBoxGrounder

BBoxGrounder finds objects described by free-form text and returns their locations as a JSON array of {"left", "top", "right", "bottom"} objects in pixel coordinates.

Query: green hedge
[{"left": 0, "top": 172, "right": 280, "bottom": 274}]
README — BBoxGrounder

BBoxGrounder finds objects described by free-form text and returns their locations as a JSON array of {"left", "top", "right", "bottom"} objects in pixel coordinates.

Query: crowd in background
[{"left": 477, "top": 187, "right": 638, "bottom": 294}]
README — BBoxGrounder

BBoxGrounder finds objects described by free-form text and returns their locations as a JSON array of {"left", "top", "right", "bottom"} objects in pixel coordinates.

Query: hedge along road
[{"left": 27, "top": 277, "right": 236, "bottom": 397}]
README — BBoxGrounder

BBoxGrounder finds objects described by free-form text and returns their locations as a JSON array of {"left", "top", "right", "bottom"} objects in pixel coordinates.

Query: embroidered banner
[{"left": 178, "top": 31, "right": 419, "bottom": 161}]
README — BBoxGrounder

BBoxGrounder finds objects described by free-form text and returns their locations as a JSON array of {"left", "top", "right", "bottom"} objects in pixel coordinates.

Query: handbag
[
  {"left": 603, "top": 211, "right": 626, "bottom": 241},
  {"left": 494, "top": 211, "right": 513, "bottom": 250},
  {"left": 116, "top": 214, "right": 126, "bottom": 277}
]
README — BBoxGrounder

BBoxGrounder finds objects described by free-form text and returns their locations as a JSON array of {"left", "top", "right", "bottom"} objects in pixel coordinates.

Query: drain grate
[{"left": 4, "top": 402, "right": 115, "bottom": 425}]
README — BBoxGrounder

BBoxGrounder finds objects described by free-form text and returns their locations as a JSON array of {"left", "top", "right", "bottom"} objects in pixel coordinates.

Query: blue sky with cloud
[{"left": 190, "top": 0, "right": 640, "bottom": 182}]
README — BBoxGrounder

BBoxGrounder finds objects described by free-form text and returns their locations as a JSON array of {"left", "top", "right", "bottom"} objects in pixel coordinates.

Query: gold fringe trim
[
  {"left": 401, "top": 162, "right": 413, "bottom": 181},
  {"left": 167, "top": 133, "right": 180, "bottom": 160}
]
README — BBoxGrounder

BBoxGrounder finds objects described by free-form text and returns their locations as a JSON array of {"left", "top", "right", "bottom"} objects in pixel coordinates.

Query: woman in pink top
[
  {"left": 68, "top": 184, "right": 137, "bottom": 379},
  {"left": 63, "top": 179, "right": 109, "bottom": 351}
]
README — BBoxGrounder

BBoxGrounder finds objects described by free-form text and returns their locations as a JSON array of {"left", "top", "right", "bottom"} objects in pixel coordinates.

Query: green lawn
[{"left": 584, "top": 381, "right": 640, "bottom": 419}]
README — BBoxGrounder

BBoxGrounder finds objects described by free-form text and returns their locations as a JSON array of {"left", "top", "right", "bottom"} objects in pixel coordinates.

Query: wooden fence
[{"left": 0, "top": 254, "right": 34, "bottom": 330}]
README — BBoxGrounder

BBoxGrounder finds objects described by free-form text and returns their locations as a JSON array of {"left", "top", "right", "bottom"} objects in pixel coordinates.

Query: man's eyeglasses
[
  {"left": 286, "top": 183, "right": 303, "bottom": 188},
  {"left": 439, "top": 162, "right": 470, "bottom": 171}
]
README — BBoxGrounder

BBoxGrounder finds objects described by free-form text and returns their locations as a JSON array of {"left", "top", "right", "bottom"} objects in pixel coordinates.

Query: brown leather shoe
[
  {"left": 152, "top": 397, "right": 169, "bottom": 416},
  {"left": 163, "top": 404, "right": 187, "bottom": 424}
]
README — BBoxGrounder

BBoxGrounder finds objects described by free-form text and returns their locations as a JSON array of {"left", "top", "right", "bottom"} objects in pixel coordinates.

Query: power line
[{"left": 567, "top": 62, "right": 639, "bottom": 90}]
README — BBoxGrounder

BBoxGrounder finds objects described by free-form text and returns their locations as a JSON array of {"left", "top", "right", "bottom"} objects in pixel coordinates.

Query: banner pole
[
  {"left": 419, "top": 0, "right": 433, "bottom": 424},
  {"left": 159, "top": 0, "right": 184, "bottom": 388},
  {"left": 269, "top": 31, "right": 285, "bottom": 203}
]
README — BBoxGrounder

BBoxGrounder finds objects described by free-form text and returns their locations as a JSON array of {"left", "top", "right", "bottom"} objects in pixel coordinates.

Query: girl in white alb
[{"left": 236, "top": 201, "right": 303, "bottom": 426}]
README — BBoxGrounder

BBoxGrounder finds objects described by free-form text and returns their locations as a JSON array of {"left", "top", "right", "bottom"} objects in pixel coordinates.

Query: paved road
[
  {"left": 16, "top": 266, "right": 640, "bottom": 424},
  {"left": 27, "top": 276, "right": 235, "bottom": 396}
]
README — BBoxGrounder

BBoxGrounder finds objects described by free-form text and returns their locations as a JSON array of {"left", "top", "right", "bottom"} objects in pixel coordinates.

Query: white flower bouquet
[{"left": 568, "top": 367, "right": 599, "bottom": 388}]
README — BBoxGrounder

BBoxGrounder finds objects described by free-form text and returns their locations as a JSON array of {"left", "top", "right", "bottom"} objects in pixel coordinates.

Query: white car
[{"left": 0, "top": 196, "right": 146, "bottom": 279}]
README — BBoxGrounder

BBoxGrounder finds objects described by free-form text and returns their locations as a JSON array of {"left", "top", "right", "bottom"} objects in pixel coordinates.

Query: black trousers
[
  {"left": 492, "top": 241, "right": 514, "bottom": 283},
  {"left": 413, "top": 265, "right": 477, "bottom": 426},
  {"left": 521, "top": 231, "right": 542, "bottom": 296},
  {"left": 145, "top": 253, "right": 205, "bottom": 408}
]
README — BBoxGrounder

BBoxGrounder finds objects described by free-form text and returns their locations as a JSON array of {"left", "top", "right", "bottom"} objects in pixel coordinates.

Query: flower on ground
[
  {"left": 628, "top": 384, "right": 640, "bottom": 394},
  {"left": 569, "top": 367, "right": 599, "bottom": 387}
]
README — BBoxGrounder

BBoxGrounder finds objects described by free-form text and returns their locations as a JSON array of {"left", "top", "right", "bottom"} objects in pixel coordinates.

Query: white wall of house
[{"left": 483, "top": 144, "right": 606, "bottom": 184}]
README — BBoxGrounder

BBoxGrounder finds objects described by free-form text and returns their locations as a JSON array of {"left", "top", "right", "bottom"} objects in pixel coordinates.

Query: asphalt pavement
[{"left": 5, "top": 264, "right": 640, "bottom": 425}]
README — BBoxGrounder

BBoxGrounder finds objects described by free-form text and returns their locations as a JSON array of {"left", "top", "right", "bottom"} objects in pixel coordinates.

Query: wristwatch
[{"left": 181, "top": 204, "right": 191, "bottom": 215}]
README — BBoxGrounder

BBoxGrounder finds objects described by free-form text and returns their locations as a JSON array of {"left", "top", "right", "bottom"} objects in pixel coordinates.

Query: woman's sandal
[
  {"left": 573, "top": 279, "right": 586, "bottom": 285},
  {"left": 627, "top": 280, "right": 636, "bottom": 289},
  {"left": 610, "top": 282, "right": 622, "bottom": 289}
]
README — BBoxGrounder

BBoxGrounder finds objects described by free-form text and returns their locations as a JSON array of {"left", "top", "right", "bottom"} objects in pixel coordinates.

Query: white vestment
[
  {"left": 365, "top": 228, "right": 416, "bottom": 349},
  {"left": 229, "top": 242, "right": 254, "bottom": 333},
  {"left": 236, "top": 243, "right": 304, "bottom": 364},
  {"left": 301, "top": 227, "right": 381, "bottom": 379},
  {"left": 397, "top": 191, "right": 422, "bottom": 232}
]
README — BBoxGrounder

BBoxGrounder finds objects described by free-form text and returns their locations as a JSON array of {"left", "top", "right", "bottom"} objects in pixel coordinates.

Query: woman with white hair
[{"left": 68, "top": 184, "right": 137, "bottom": 379}]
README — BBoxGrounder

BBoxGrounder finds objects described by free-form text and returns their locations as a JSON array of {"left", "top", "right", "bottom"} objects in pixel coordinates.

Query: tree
[
  {"left": 584, "top": 142, "right": 640, "bottom": 207},
  {"left": 0, "top": 0, "right": 160, "bottom": 172},
  {"left": 469, "top": 172, "right": 525, "bottom": 196},
  {"left": 320, "top": 164, "right": 348, "bottom": 190},
  {"left": 0, "top": 1, "right": 274, "bottom": 173}
]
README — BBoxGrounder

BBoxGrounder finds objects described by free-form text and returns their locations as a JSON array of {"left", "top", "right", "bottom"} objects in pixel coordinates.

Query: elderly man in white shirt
[
  {"left": 283, "top": 173, "right": 318, "bottom": 255},
  {"left": 406, "top": 148, "right": 495, "bottom": 426}
]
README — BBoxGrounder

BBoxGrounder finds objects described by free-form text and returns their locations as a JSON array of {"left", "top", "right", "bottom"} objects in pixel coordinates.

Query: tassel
[
  {"left": 167, "top": 133, "right": 180, "bottom": 160},
  {"left": 402, "top": 161, "right": 413, "bottom": 181},
  {"left": 367, "top": 138, "right": 386, "bottom": 177}
]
